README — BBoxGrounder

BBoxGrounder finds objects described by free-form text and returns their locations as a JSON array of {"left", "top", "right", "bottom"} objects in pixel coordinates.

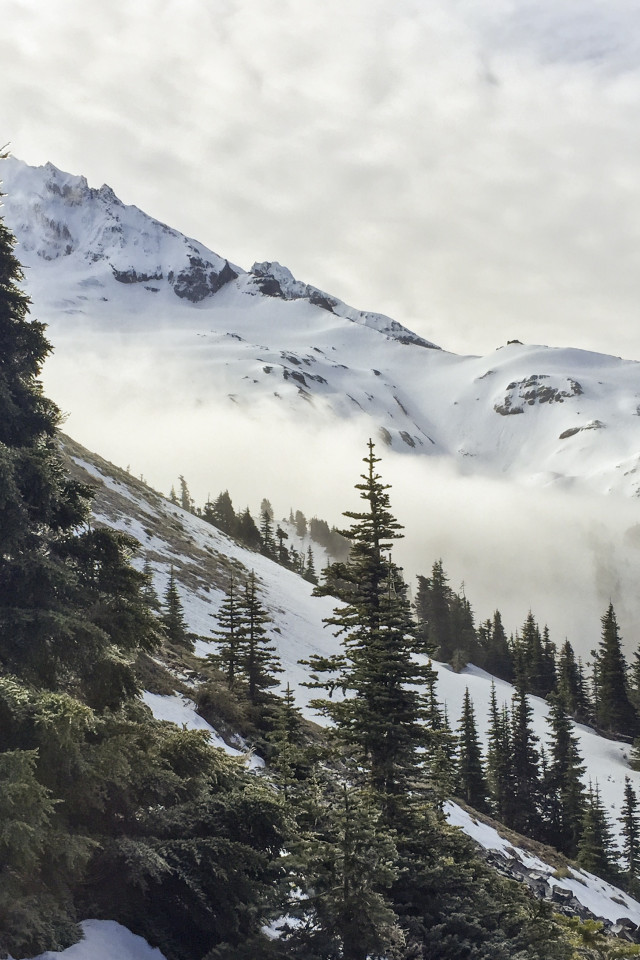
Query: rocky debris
[
  {"left": 479, "top": 847, "right": 640, "bottom": 942},
  {"left": 111, "top": 266, "right": 163, "bottom": 284},
  {"left": 495, "top": 375, "right": 584, "bottom": 416},
  {"left": 559, "top": 420, "right": 605, "bottom": 440}
]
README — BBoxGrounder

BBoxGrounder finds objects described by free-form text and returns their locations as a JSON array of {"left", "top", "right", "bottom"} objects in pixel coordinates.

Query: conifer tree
[
  {"left": 415, "top": 559, "right": 452, "bottom": 659},
  {"left": 236, "top": 506, "right": 262, "bottom": 550},
  {"left": 510, "top": 679, "right": 541, "bottom": 836},
  {"left": 276, "top": 524, "right": 290, "bottom": 566},
  {"left": 578, "top": 782, "right": 618, "bottom": 883},
  {"left": 141, "top": 558, "right": 161, "bottom": 611},
  {"left": 541, "top": 693, "right": 586, "bottom": 857},
  {"left": 456, "top": 688, "right": 489, "bottom": 812},
  {"left": 486, "top": 683, "right": 514, "bottom": 823},
  {"left": 209, "top": 571, "right": 247, "bottom": 689},
  {"left": 260, "top": 509, "right": 276, "bottom": 559},
  {"left": 618, "top": 777, "right": 640, "bottom": 895},
  {"left": 479, "top": 610, "right": 514, "bottom": 681},
  {"left": 161, "top": 567, "right": 191, "bottom": 647},
  {"left": 595, "top": 603, "right": 637, "bottom": 736},
  {"left": 178, "top": 474, "right": 194, "bottom": 513},
  {"left": 304, "top": 440, "right": 427, "bottom": 812},
  {"left": 286, "top": 777, "right": 403, "bottom": 960},
  {"left": 294, "top": 509, "right": 307, "bottom": 538},
  {"left": 304, "top": 544, "right": 318, "bottom": 584},
  {"left": 266, "top": 682, "right": 309, "bottom": 800},
  {"left": 241, "top": 571, "right": 282, "bottom": 704},
  {"left": 556, "top": 639, "right": 591, "bottom": 722}
]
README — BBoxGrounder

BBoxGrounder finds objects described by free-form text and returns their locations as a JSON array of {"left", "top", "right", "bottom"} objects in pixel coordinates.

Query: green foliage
[
  {"left": 456, "top": 688, "right": 489, "bottom": 813},
  {"left": 161, "top": 567, "right": 192, "bottom": 649},
  {"left": 593, "top": 603, "right": 637, "bottom": 737}
]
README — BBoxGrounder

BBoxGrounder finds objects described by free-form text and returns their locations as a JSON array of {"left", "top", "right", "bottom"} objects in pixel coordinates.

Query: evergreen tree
[
  {"left": 203, "top": 489, "right": 237, "bottom": 535},
  {"left": 178, "top": 474, "right": 194, "bottom": 513},
  {"left": 304, "top": 544, "right": 318, "bottom": 584},
  {"left": 541, "top": 693, "right": 586, "bottom": 857},
  {"left": 577, "top": 782, "right": 618, "bottom": 883},
  {"left": 241, "top": 571, "right": 282, "bottom": 704},
  {"left": 162, "top": 567, "right": 192, "bottom": 648},
  {"left": 595, "top": 603, "right": 637, "bottom": 736},
  {"left": 478, "top": 610, "right": 514, "bottom": 681},
  {"left": 260, "top": 509, "right": 276, "bottom": 559},
  {"left": 209, "top": 571, "right": 247, "bottom": 689},
  {"left": 415, "top": 559, "right": 452, "bottom": 659},
  {"left": 304, "top": 440, "right": 427, "bottom": 812},
  {"left": 456, "top": 688, "right": 489, "bottom": 812},
  {"left": 619, "top": 777, "right": 640, "bottom": 895},
  {"left": 276, "top": 524, "right": 290, "bottom": 566},
  {"left": 294, "top": 509, "right": 307, "bottom": 538},
  {"left": 236, "top": 506, "right": 262, "bottom": 550},
  {"left": 285, "top": 777, "right": 403, "bottom": 960},
  {"left": 266, "top": 682, "right": 309, "bottom": 801},
  {"left": 510, "top": 679, "right": 541, "bottom": 836},
  {"left": 556, "top": 639, "right": 591, "bottom": 722},
  {"left": 486, "top": 683, "right": 514, "bottom": 823},
  {"left": 141, "top": 557, "right": 161, "bottom": 611}
]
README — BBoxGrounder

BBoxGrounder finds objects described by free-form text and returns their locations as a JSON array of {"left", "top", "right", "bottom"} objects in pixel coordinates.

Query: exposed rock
[
  {"left": 495, "top": 375, "right": 584, "bottom": 417},
  {"left": 170, "top": 256, "right": 237, "bottom": 302}
]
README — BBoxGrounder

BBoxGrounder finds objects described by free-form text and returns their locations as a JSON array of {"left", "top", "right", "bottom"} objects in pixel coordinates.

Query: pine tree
[
  {"left": 294, "top": 509, "right": 307, "bottom": 538},
  {"left": 486, "top": 683, "right": 513, "bottom": 823},
  {"left": 541, "top": 693, "right": 586, "bottom": 857},
  {"left": 619, "top": 777, "right": 640, "bottom": 895},
  {"left": 595, "top": 603, "right": 637, "bottom": 736},
  {"left": 285, "top": 777, "right": 403, "bottom": 960},
  {"left": 455, "top": 688, "right": 489, "bottom": 812},
  {"left": 304, "top": 440, "right": 427, "bottom": 812},
  {"left": 162, "top": 567, "right": 192, "bottom": 647},
  {"left": 236, "top": 506, "right": 262, "bottom": 550},
  {"left": 304, "top": 544, "right": 318, "bottom": 584},
  {"left": 241, "top": 571, "right": 282, "bottom": 704},
  {"left": 276, "top": 524, "right": 290, "bottom": 566},
  {"left": 510, "top": 678, "right": 541, "bottom": 836},
  {"left": 141, "top": 557, "right": 161, "bottom": 611},
  {"left": 209, "top": 571, "right": 247, "bottom": 689},
  {"left": 267, "top": 682, "right": 309, "bottom": 801},
  {"left": 556, "top": 639, "right": 591, "bottom": 722},
  {"left": 415, "top": 559, "right": 452, "bottom": 659},
  {"left": 578, "top": 782, "right": 618, "bottom": 883},
  {"left": 478, "top": 610, "right": 514, "bottom": 681},
  {"left": 260, "top": 509, "right": 276, "bottom": 559},
  {"left": 178, "top": 474, "right": 194, "bottom": 513}
]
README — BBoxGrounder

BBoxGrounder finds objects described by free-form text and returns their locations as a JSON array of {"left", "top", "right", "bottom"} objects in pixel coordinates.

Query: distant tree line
[{"left": 416, "top": 558, "right": 640, "bottom": 743}]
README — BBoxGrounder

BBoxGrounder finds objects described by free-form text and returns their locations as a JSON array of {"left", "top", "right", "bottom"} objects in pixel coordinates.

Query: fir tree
[
  {"left": 478, "top": 610, "right": 514, "bottom": 682},
  {"left": 541, "top": 693, "right": 586, "bottom": 857},
  {"left": 162, "top": 567, "right": 191, "bottom": 647},
  {"left": 486, "top": 683, "right": 513, "bottom": 823},
  {"left": 578, "top": 782, "right": 618, "bottom": 883},
  {"left": 294, "top": 509, "right": 307, "bottom": 538},
  {"left": 237, "top": 506, "right": 262, "bottom": 550},
  {"left": 415, "top": 559, "right": 452, "bottom": 659},
  {"left": 241, "top": 571, "right": 282, "bottom": 704},
  {"left": 595, "top": 603, "right": 637, "bottom": 736},
  {"left": 303, "top": 544, "right": 318, "bottom": 584},
  {"left": 209, "top": 571, "right": 247, "bottom": 689},
  {"left": 619, "top": 777, "right": 640, "bottom": 895},
  {"left": 141, "top": 557, "right": 161, "bottom": 611},
  {"left": 276, "top": 524, "right": 290, "bottom": 566},
  {"left": 456, "top": 688, "right": 489, "bottom": 812},
  {"left": 510, "top": 678, "right": 541, "bottom": 836},
  {"left": 304, "top": 440, "right": 427, "bottom": 812},
  {"left": 260, "top": 509, "right": 276, "bottom": 559},
  {"left": 556, "top": 639, "right": 591, "bottom": 722},
  {"left": 266, "top": 682, "right": 309, "bottom": 800},
  {"left": 178, "top": 474, "right": 194, "bottom": 513}
]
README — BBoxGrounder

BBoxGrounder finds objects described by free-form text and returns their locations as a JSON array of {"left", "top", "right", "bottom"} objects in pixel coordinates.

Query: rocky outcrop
[{"left": 495, "top": 374, "right": 584, "bottom": 416}]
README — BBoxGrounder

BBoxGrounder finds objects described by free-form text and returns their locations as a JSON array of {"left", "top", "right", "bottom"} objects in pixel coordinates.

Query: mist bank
[{"left": 45, "top": 342, "right": 640, "bottom": 664}]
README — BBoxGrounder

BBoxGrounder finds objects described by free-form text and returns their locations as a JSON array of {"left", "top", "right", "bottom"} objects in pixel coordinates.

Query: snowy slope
[
  {"left": 3, "top": 156, "right": 640, "bottom": 499},
  {"left": 63, "top": 436, "right": 640, "bottom": 846}
]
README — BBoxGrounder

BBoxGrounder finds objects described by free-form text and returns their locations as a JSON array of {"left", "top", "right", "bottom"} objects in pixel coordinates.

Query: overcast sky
[{"left": 4, "top": 0, "right": 640, "bottom": 359}]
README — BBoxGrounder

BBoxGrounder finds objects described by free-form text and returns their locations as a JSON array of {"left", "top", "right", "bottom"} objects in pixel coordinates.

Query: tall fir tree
[
  {"left": 541, "top": 693, "right": 586, "bottom": 858},
  {"left": 241, "top": 571, "right": 282, "bottom": 704},
  {"left": 619, "top": 777, "right": 640, "bottom": 896},
  {"left": 509, "top": 678, "right": 541, "bottom": 836},
  {"left": 305, "top": 440, "right": 427, "bottom": 812},
  {"left": 161, "top": 567, "right": 191, "bottom": 648},
  {"left": 455, "top": 688, "right": 489, "bottom": 812},
  {"left": 594, "top": 602, "right": 637, "bottom": 736},
  {"left": 209, "top": 571, "right": 247, "bottom": 689},
  {"left": 577, "top": 782, "right": 618, "bottom": 884}
]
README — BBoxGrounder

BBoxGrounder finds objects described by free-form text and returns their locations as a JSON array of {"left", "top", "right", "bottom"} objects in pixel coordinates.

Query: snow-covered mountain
[
  {"left": 3, "top": 156, "right": 640, "bottom": 498},
  {"left": 4, "top": 156, "right": 640, "bottom": 661}
]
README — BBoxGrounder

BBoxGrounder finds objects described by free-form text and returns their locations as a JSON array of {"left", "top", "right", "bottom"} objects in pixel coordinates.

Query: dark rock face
[
  {"left": 495, "top": 375, "right": 583, "bottom": 416},
  {"left": 112, "top": 267, "right": 163, "bottom": 284},
  {"left": 170, "top": 257, "right": 238, "bottom": 302}
]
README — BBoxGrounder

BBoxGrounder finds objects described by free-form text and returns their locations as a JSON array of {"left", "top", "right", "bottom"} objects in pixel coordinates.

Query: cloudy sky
[{"left": 4, "top": 0, "right": 640, "bottom": 360}]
